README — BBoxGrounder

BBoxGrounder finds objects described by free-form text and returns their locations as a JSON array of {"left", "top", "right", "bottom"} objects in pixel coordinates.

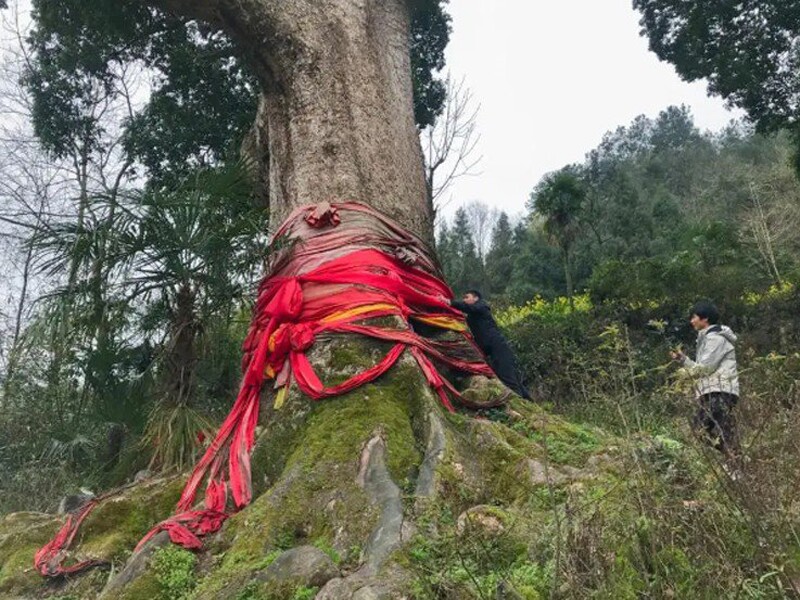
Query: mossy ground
[
  {"left": 0, "top": 475, "right": 184, "bottom": 599},
  {"left": 79, "top": 476, "right": 185, "bottom": 560},
  {"left": 0, "top": 512, "right": 62, "bottom": 596},
  {"left": 2, "top": 346, "right": 787, "bottom": 599}
]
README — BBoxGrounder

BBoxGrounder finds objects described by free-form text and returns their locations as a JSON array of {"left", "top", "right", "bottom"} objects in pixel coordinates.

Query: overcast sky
[{"left": 439, "top": 0, "right": 742, "bottom": 219}]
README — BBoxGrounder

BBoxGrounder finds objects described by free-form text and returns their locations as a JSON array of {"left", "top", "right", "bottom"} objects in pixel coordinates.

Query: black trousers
[
  {"left": 692, "top": 392, "right": 739, "bottom": 456},
  {"left": 483, "top": 340, "right": 531, "bottom": 400}
]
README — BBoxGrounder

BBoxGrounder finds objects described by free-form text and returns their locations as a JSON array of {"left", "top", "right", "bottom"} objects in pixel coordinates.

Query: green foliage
[
  {"left": 529, "top": 170, "right": 585, "bottom": 246},
  {"left": 151, "top": 545, "right": 198, "bottom": 599},
  {"left": 290, "top": 587, "right": 319, "bottom": 600},
  {"left": 485, "top": 212, "right": 515, "bottom": 297},
  {"left": 312, "top": 538, "right": 342, "bottom": 564},
  {"left": 25, "top": 0, "right": 258, "bottom": 180},
  {"left": 528, "top": 168, "right": 585, "bottom": 303},
  {"left": 0, "top": 161, "right": 262, "bottom": 508},
  {"left": 507, "top": 223, "right": 566, "bottom": 303},
  {"left": 439, "top": 106, "right": 800, "bottom": 310},
  {"left": 23, "top": 0, "right": 450, "bottom": 178},
  {"left": 142, "top": 403, "right": 214, "bottom": 473},
  {"left": 410, "top": 0, "right": 451, "bottom": 128},
  {"left": 632, "top": 1, "right": 800, "bottom": 136},
  {"left": 439, "top": 206, "right": 484, "bottom": 293},
  {"left": 408, "top": 503, "right": 551, "bottom": 599}
]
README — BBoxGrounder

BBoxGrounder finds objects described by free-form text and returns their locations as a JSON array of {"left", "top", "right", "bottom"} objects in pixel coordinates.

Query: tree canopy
[{"left": 633, "top": 1, "right": 800, "bottom": 138}]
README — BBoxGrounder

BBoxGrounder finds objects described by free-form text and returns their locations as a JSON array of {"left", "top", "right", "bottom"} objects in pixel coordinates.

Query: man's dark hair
[
  {"left": 464, "top": 289, "right": 482, "bottom": 299},
  {"left": 691, "top": 300, "right": 720, "bottom": 324}
]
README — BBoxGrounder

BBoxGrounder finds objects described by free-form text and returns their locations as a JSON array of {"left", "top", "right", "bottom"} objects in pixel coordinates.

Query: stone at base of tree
[
  {"left": 524, "top": 458, "right": 597, "bottom": 487},
  {"left": 57, "top": 490, "right": 95, "bottom": 515},
  {"left": 254, "top": 545, "right": 339, "bottom": 588},
  {"left": 525, "top": 458, "right": 569, "bottom": 485},
  {"left": 456, "top": 505, "right": 508, "bottom": 536},
  {"left": 316, "top": 564, "right": 412, "bottom": 600},
  {"left": 506, "top": 408, "right": 524, "bottom": 421},
  {"left": 461, "top": 375, "right": 512, "bottom": 406}
]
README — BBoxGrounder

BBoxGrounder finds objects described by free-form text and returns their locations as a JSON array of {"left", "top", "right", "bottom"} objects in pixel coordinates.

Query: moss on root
[
  {"left": 0, "top": 512, "right": 61, "bottom": 597},
  {"left": 0, "top": 475, "right": 184, "bottom": 599},
  {"left": 190, "top": 360, "right": 425, "bottom": 599},
  {"left": 78, "top": 476, "right": 185, "bottom": 561},
  {"left": 8, "top": 335, "right": 744, "bottom": 599}
]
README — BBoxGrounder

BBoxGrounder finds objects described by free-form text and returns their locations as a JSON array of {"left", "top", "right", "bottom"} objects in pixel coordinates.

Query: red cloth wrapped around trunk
[{"left": 36, "top": 201, "right": 502, "bottom": 577}]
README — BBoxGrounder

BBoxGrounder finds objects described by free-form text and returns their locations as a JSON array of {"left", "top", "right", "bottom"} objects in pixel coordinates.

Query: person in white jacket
[{"left": 671, "top": 301, "right": 740, "bottom": 459}]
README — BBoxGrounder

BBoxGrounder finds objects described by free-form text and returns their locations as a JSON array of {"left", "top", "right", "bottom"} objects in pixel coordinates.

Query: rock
[
  {"left": 315, "top": 564, "right": 411, "bottom": 600},
  {"left": 57, "top": 490, "right": 95, "bottom": 514},
  {"left": 254, "top": 545, "right": 338, "bottom": 588},
  {"left": 352, "top": 585, "right": 386, "bottom": 600},
  {"left": 456, "top": 505, "right": 507, "bottom": 536},
  {"left": 506, "top": 409, "right": 525, "bottom": 422},
  {"left": 586, "top": 453, "right": 613, "bottom": 469},
  {"left": 461, "top": 375, "right": 511, "bottom": 406},
  {"left": 525, "top": 458, "right": 566, "bottom": 485},
  {"left": 133, "top": 469, "right": 153, "bottom": 483},
  {"left": 561, "top": 465, "right": 586, "bottom": 479},
  {"left": 316, "top": 577, "right": 353, "bottom": 600},
  {"left": 524, "top": 459, "right": 594, "bottom": 486}
]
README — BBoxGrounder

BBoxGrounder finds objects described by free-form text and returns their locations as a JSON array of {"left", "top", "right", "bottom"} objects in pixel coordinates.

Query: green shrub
[{"left": 151, "top": 545, "right": 197, "bottom": 599}]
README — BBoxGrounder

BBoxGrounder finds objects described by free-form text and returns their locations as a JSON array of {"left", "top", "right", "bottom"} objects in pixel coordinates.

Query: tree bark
[{"left": 153, "top": 0, "right": 432, "bottom": 242}]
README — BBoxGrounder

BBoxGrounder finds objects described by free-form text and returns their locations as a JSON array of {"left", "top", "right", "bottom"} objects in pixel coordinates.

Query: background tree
[
  {"left": 465, "top": 199, "right": 498, "bottom": 264},
  {"left": 422, "top": 74, "right": 482, "bottom": 215},
  {"left": 0, "top": 2, "right": 536, "bottom": 597},
  {"left": 632, "top": 0, "right": 800, "bottom": 167},
  {"left": 484, "top": 211, "right": 515, "bottom": 298},
  {"left": 440, "top": 205, "right": 485, "bottom": 293},
  {"left": 529, "top": 170, "right": 586, "bottom": 307},
  {"left": 508, "top": 221, "right": 565, "bottom": 302}
]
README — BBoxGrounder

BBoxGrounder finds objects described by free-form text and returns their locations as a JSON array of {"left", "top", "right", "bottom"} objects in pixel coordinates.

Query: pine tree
[
  {"left": 448, "top": 207, "right": 484, "bottom": 293},
  {"left": 485, "top": 212, "right": 515, "bottom": 297}
]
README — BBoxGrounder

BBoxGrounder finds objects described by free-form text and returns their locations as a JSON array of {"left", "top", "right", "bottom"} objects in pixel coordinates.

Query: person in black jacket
[{"left": 447, "top": 289, "right": 531, "bottom": 400}]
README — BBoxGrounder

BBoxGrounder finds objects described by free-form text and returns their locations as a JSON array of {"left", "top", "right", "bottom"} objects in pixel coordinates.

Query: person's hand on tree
[{"left": 670, "top": 349, "right": 686, "bottom": 362}]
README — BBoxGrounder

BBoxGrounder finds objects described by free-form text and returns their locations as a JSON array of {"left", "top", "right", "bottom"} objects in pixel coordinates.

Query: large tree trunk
[
  {"left": 202, "top": 0, "right": 433, "bottom": 241},
  {"left": 147, "top": 3, "right": 485, "bottom": 595}
]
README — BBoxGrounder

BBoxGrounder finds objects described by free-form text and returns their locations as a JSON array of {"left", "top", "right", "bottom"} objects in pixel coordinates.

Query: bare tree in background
[
  {"left": 0, "top": 3, "right": 63, "bottom": 389},
  {"left": 465, "top": 199, "right": 499, "bottom": 263},
  {"left": 422, "top": 74, "right": 482, "bottom": 217},
  {"left": 741, "top": 180, "right": 800, "bottom": 288},
  {"left": 0, "top": 2, "right": 144, "bottom": 399}
]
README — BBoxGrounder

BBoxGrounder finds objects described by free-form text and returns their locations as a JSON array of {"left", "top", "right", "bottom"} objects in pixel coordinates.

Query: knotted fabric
[{"left": 36, "top": 201, "right": 502, "bottom": 577}]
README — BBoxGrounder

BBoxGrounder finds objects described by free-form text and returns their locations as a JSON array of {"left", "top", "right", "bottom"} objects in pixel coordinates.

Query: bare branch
[{"left": 421, "top": 74, "right": 483, "bottom": 217}]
